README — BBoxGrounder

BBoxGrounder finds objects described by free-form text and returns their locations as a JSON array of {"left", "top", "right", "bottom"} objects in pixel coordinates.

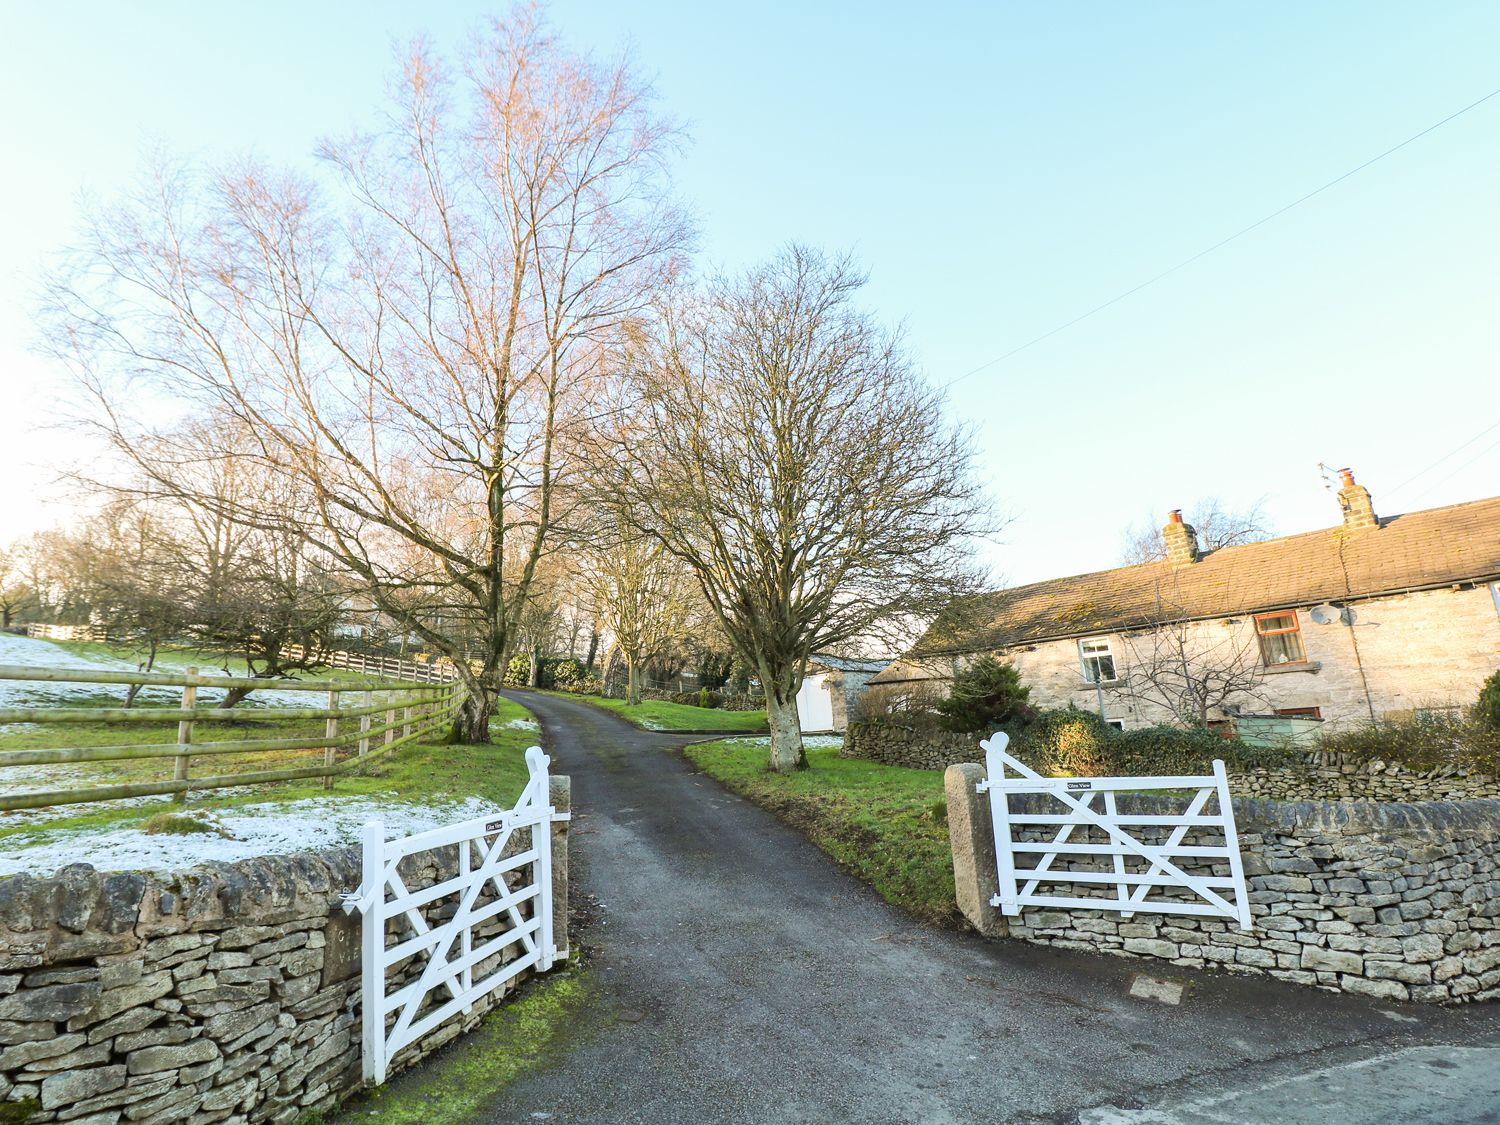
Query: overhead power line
[
  {"left": 1386, "top": 419, "right": 1500, "bottom": 497},
  {"left": 943, "top": 85, "right": 1500, "bottom": 390},
  {"left": 1405, "top": 430, "right": 1500, "bottom": 505}
]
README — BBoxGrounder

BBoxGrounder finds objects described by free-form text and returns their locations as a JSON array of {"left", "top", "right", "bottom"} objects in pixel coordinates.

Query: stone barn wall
[
  {"left": 946, "top": 770, "right": 1499, "bottom": 1004},
  {"left": 0, "top": 777, "right": 570, "bottom": 1124}
]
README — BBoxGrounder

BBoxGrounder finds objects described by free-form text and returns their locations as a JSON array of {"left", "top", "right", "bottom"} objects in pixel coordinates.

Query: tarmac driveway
[{"left": 476, "top": 690, "right": 1500, "bottom": 1124}]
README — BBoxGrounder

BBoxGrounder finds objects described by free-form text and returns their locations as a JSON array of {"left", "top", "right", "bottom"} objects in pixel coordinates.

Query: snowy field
[
  {"left": 0, "top": 632, "right": 516, "bottom": 874},
  {"left": 0, "top": 794, "right": 503, "bottom": 877},
  {"left": 0, "top": 631, "right": 402, "bottom": 826},
  {"left": 0, "top": 632, "right": 334, "bottom": 709}
]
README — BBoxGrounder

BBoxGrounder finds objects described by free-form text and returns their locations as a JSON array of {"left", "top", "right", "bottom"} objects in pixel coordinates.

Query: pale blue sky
[{"left": 1, "top": 2, "right": 1496, "bottom": 583}]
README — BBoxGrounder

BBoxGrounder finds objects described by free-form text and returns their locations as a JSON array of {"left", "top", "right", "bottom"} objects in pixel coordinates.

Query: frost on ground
[
  {"left": 0, "top": 794, "right": 502, "bottom": 877},
  {"left": 0, "top": 632, "right": 343, "bottom": 709},
  {"left": 722, "top": 734, "right": 845, "bottom": 750},
  {"left": 504, "top": 717, "right": 540, "bottom": 731},
  {"left": 0, "top": 763, "right": 169, "bottom": 826}
]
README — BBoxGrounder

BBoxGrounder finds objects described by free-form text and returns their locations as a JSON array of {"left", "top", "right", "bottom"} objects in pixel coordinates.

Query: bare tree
[
  {"left": 48, "top": 10, "right": 689, "bottom": 740},
  {"left": 581, "top": 512, "right": 697, "bottom": 705},
  {"left": 1120, "top": 498, "right": 1273, "bottom": 564},
  {"left": 1110, "top": 579, "right": 1269, "bottom": 727},
  {"left": 44, "top": 501, "right": 192, "bottom": 701},
  {"left": 612, "top": 246, "right": 993, "bottom": 771},
  {"left": 0, "top": 546, "right": 35, "bottom": 629},
  {"left": 121, "top": 418, "right": 347, "bottom": 703}
]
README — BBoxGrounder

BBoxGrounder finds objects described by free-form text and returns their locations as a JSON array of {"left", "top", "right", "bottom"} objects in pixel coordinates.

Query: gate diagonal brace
[
  {"left": 351, "top": 744, "right": 563, "bottom": 1086},
  {"left": 976, "top": 732, "right": 1250, "bottom": 929}
]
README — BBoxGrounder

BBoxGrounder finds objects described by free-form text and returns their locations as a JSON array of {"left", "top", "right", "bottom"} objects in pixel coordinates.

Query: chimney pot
[
  {"left": 1339, "top": 467, "right": 1355, "bottom": 488},
  {"left": 1168, "top": 509, "right": 1184, "bottom": 524}
]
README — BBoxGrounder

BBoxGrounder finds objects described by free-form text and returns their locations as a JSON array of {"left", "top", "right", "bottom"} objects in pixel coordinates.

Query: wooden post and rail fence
[
  {"left": 0, "top": 663, "right": 468, "bottom": 813},
  {"left": 281, "top": 644, "right": 461, "bottom": 685}
]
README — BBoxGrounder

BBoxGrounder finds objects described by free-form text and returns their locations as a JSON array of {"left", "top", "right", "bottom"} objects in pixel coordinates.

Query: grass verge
[
  {"left": 330, "top": 965, "right": 594, "bottom": 1124},
  {"left": 681, "top": 737, "right": 959, "bottom": 926},
  {"left": 537, "top": 690, "right": 767, "bottom": 732}
]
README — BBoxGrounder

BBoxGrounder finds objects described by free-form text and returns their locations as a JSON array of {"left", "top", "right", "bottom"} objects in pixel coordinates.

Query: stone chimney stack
[
  {"left": 1162, "top": 509, "right": 1199, "bottom": 566},
  {"left": 1336, "top": 467, "right": 1379, "bottom": 532}
]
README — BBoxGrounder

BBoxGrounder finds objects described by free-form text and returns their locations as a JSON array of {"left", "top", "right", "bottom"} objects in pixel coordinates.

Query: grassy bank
[
  {"left": 0, "top": 696, "right": 538, "bottom": 843},
  {"left": 681, "top": 737, "right": 958, "bottom": 926},
  {"left": 541, "top": 691, "right": 767, "bottom": 733},
  {"left": 331, "top": 966, "right": 594, "bottom": 1125}
]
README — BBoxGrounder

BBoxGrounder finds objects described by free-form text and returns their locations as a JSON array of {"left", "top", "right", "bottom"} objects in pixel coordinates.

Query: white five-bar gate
[
  {"left": 342, "top": 746, "right": 567, "bottom": 1084},
  {"left": 979, "top": 733, "right": 1251, "bottom": 929}
]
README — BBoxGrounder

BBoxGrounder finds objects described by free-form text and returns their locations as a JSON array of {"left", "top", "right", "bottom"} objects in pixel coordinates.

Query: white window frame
[
  {"left": 1079, "top": 637, "right": 1116, "bottom": 684},
  {"left": 1491, "top": 582, "right": 1500, "bottom": 619}
]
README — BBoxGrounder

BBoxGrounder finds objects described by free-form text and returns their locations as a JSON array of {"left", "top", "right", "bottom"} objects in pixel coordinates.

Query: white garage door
[{"left": 796, "top": 673, "right": 835, "bottom": 733}]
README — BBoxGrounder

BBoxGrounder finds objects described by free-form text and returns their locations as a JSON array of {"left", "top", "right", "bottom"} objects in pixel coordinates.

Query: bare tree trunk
[
  {"left": 453, "top": 662, "right": 500, "bottom": 744},
  {"left": 764, "top": 683, "right": 807, "bottom": 772},
  {"left": 219, "top": 685, "right": 253, "bottom": 709},
  {"left": 626, "top": 658, "right": 641, "bottom": 706},
  {"left": 585, "top": 629, "right": 599, "bottom": 672},
  {"left": 124, "top": 638, "right": 160, "bottom": 708}
]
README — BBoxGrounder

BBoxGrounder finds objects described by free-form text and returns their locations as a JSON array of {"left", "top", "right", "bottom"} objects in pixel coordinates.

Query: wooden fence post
[
  {"left": 358, "top": 690, "right": 372, "bottom": 758},
  {"left": 385, "top": 693, "right": 396, "bottom": 751},
  {"left": 174, "top": 666, "right": 197, "bottom": 803},
  {"left": 324, "top": 689, "right": 340, "bottom": 789}
]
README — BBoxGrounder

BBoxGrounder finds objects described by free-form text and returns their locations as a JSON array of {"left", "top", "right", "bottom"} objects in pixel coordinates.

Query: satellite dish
[{"left": 1309, "top": 604, "right": 1351, "bottom": 625}]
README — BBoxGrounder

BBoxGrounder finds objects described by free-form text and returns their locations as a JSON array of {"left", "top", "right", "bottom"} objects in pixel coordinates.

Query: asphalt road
[{"left": 479, "top": 690, "right": 1500, "bottom": 1124}]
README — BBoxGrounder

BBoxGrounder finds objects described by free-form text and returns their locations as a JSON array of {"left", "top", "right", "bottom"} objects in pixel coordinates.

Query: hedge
[{"left": 1001, "top": 709, "right": 1296, "bottom": 778}]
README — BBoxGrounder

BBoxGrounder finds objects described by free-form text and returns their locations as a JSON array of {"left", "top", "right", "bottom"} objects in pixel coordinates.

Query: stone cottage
[{"left": 870, "top": 472, "right": 1500, "bottom": 731}]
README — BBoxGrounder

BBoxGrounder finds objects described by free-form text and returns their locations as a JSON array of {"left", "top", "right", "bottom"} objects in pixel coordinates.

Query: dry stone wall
[
  {"left": 1232, "top": 752, "right": 1500, "bottom": 802},
  {"left": 945, "top": 768, "right": 1500, "bottom": 1004},
  {"left": 0, "top": 777, "right": 569, "bottom": 1124},
  {"left": 842, "top": 722, "right": 980, "bottom": 770}
]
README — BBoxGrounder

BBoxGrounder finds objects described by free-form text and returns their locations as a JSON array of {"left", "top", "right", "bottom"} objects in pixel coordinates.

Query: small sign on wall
[{"left": 323, "top": 910, "right": 361, "bottom": 986}]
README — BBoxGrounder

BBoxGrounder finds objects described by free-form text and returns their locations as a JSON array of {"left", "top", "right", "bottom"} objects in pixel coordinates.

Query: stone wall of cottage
[
  {"left": 0, "top": 779, "right": 569, "bottom": 1124},
  {"left": 926, "top": 584, "right": 1500, "bottom": 731},
  {"left": 945, "top": 774, "right": 1500, "bottom": 1004}
]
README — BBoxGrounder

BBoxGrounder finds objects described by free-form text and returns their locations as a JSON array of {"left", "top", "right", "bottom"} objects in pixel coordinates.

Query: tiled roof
[
  {"left": 808, "top": 653, "right": 891, "bottom": 674},
  {"left": 871, "top": 494, "right": 1500, "bottom": 684}
]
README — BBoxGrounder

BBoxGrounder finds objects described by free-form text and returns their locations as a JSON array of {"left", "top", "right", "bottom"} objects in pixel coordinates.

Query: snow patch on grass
[
  {"left": 0, "top": 794, "right": 501, "bottom": 877},
  {"left": 0, "top": 632, "right": 343, "bottom": 709},
  {"left": 719, "top": 734, "right": 844, "bottom": 750},
  {"left": 503, "top": 718, "right": 540, "bottom": 731}
]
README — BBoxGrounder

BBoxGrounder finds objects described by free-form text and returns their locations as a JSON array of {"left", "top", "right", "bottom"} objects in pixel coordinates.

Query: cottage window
[
  {"left": 1491, "top": 582, "right": 1500, "bottom": 618},
  {"left": 1255, "top": 612, "right": 1306, "bottom": 666},
  {"left": 1079, "top": 637, "right": 1116, "bottom": 683}
]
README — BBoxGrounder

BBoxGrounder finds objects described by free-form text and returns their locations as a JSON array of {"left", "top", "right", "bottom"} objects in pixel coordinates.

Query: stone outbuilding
[
  {"left": 872, "top": 472, "right": 1500, "bottom": 731},
  {"left": 796, "top": 653, "right": 891, "bottom": 734}
]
